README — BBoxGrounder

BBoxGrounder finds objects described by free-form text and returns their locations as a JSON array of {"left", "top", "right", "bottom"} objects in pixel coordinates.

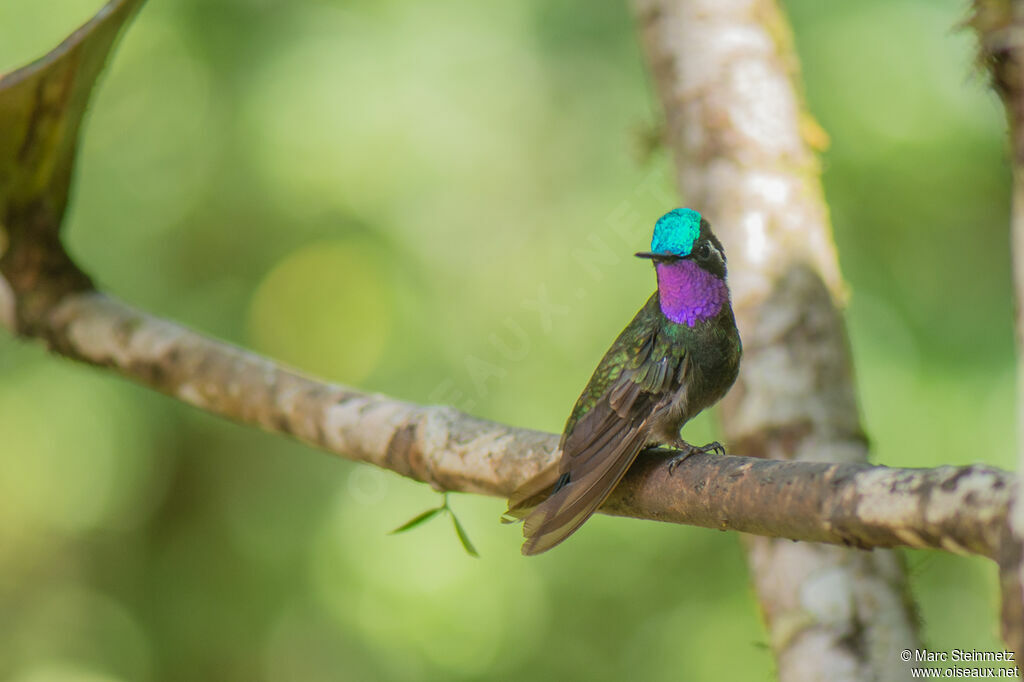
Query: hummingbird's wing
[{"left": 512, "top": 294, "right": 686, "bottom": 555}]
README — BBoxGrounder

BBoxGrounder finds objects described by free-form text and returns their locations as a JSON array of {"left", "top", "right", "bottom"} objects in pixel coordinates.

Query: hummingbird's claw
[
  {"left": 667, "top": 440, "right": 726, "bottom": 475},
  {"left": 666, "top": 452, "right": 689, "bottom": 475},
  {"left": 703, "top": 441, "right": 726, "bottom": 456}
]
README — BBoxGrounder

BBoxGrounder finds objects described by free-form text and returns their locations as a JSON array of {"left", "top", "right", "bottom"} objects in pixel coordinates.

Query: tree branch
[
  {"left": 13, "top": 289, "right": 1011, "bottom": 560},
  {"left": 971, "top": 0, "right": 1024, "bottom": 661},
  {"left": 633, "top": 0, "right": 924, "bottom": 677}
]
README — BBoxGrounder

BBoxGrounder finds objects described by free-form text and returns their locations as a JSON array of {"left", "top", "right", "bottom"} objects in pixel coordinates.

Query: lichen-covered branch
[
  {"left": 633, "top": 0, "right": 922, "bottom": 678},
  {"left": 14, "top": 289, "right": 1018, "bottom": 561},
  {"left": 971, "top": 0, "right": 1024, "bottom": 662}
]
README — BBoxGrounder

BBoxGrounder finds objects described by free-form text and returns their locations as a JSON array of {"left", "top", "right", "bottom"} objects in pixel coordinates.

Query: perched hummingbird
[{"left": 504, "top": 208, "right": 741, "bottom": 555}]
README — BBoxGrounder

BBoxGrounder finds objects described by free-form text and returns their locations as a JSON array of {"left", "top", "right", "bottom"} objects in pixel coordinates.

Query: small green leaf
[
  {"left": 451, "top": 513, "right": 479, "bottom": 558},
  {"left": 389, "top": 506, "right": 444, "bottom": 534}
]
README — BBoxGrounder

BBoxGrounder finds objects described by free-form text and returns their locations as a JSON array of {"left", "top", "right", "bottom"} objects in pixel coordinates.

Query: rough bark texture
[
  {"left": 633, "top": 0, "right": 922, "bottom": 679},
  {"left": 4, "top": 290, "right": 1013, "bottom": 559},
  {"left": 971, "top": 0, "right": 1024, "bottom": 662}
]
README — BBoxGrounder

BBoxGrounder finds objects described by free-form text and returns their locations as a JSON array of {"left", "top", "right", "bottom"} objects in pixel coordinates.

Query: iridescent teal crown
[{"left": 651, "top": 208, "right": 701, "bottom": 257}]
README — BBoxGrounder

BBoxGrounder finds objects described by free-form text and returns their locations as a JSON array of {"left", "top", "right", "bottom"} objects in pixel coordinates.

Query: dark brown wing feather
[
  {"left": 507, "top": 295, "right": 686, "bottom": 555},
  {"left": 519, "top": 403, "right": 651, "bottom": 554},
  {"left": 502, "top": 461, "right": 561, "bottom": 521}
]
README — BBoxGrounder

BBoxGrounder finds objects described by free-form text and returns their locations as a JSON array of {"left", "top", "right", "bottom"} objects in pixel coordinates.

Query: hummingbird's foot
[{"left": 667, "top": 440, "right": 726, "bottom": 475}]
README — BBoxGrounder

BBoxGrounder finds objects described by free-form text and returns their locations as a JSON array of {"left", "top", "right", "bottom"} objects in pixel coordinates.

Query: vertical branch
[
  {"left": 971, "top": 0, "right": 1024, "bottom": 660},
  {"left": 633, "top": 0, "right": 922, "bottom": 679}
]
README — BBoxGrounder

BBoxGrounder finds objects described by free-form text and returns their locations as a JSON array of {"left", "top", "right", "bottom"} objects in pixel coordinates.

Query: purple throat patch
[{"left": 655, "top": 260, "right": 729, "bottom": 326}]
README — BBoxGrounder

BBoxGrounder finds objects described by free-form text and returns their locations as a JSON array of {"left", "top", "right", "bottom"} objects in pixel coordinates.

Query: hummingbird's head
[{"left": 635, "top": 208, "right": 727, "bottom": 279}]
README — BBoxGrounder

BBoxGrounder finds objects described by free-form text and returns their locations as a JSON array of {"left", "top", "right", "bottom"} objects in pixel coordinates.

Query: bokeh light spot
[
  {"left": 248, "top": 240, "right": 393, "bottom": 383},
  {"left": 0, "top": 366, "right": 157, "bottom": 538}
]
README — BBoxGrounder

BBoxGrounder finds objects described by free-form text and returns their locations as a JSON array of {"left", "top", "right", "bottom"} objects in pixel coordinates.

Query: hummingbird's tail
[
  {"left": 502, "top": 461, "right": 563, "bottom": 523},
  {"left": 514, "top": 429, "right": 648, "bottom": 555}
]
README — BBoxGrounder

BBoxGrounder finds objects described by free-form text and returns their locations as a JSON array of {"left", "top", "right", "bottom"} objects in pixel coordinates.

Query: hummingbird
[{"left": 504, "top": 208, "right": 741, "bottom": 555}]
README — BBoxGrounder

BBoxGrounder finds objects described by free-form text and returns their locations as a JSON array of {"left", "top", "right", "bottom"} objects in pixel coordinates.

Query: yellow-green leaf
[{"left": 0, "top": 0, "right": 145, "bottom": 240}]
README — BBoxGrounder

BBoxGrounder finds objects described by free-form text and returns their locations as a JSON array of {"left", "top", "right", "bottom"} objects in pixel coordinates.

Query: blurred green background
[{"left": 0, "top": 0, "right": 1014, "bottom": 680}]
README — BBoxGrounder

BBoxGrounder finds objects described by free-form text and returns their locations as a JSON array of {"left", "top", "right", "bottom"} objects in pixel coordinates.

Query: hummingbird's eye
[{"left": 696, "top": 242, "right": 711, "bottom": 260}]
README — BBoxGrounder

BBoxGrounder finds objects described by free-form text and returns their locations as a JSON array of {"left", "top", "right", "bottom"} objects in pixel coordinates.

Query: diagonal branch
[
  {"left": 971, "top": 0, "right": 1024, "bottom": 661},
  {"left": 632, "top": 0, "right": 924, "bottom": 677}
]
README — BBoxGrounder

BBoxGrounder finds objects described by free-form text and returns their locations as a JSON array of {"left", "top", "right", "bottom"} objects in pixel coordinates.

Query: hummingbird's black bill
[{"left": 635, "top": 251, "right": 684, "bottom": 262}]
